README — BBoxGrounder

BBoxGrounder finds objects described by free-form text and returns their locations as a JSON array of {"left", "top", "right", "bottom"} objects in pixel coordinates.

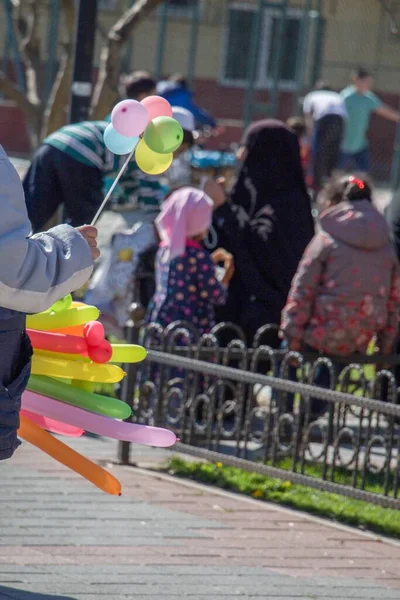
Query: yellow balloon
[
  {"left": 31, "top": 355, "right": 125, "bottom": 383},
  {"left": 135, "top": 139, "right": 173, "bottom": 175},
  {"left": 27, "top": 305, "right": 100, "bottom": 331},
  {"left": 110, "top": 344, "right": 147, "bottom": 364},
  {"left": 34, "top": 349, "right": 90, "bottom": 363}
]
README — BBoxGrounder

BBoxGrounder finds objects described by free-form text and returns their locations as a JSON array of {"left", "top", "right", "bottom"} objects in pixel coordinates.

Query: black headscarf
[
  {"left": 230, "top": 119, "right": 308, "bottom": 218},
  {"left": 213, "top": 119, "right": 314, "bottom": 342}
]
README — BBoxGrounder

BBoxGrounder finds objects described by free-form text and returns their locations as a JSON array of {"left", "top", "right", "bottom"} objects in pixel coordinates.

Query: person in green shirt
[{"left": 339, "top": 67, "right": 400, "bottom": 172}]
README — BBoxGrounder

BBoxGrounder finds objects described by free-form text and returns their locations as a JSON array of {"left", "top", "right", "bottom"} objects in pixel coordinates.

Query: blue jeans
[
  {"left": 339, "top": 148, "right": 370, "bottom": 173},
  {"left": 312, "top": 115, "right": 344, "bottom": 188},
  {"left": 0, "top": 324, "right": 32, "bottom": 460}
]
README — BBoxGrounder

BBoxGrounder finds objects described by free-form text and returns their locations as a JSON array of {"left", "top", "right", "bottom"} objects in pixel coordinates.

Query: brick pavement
[
  {"left": 0, "top": 436, "right": 400, "bottom": 599},
  {"left": 4, "top": 158, "right": 400, "bottom": 598}
]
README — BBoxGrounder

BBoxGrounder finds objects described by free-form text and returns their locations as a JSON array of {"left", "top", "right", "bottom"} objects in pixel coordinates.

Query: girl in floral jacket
[{"left": 281, "top": 175, "right": 400, "bottom": 359}]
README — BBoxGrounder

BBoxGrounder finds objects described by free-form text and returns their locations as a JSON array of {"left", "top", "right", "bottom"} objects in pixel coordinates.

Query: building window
[
  {"left": 164, "top": 0, "right": 201, "bottom": 17},
  {"left": 221, "top": 4, "right": 302, "bottom": 88}
]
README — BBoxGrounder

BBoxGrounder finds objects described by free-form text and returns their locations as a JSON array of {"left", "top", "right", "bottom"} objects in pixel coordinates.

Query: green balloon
[
  {"left": 51, "top": 295, "right": 73, "bottom": 313},
  {"left": 143, "top": 117, "right": 184, "bottom": 154},
  {"left": 28, "top": 375, "right": 132, "bottom": 420}
]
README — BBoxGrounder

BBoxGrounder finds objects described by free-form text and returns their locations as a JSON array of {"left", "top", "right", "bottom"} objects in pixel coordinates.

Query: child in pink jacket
[
  {"left": 282, "top": 175, "right": 400, "bottom": 355},
  {"left": 281, "top": 175, "right": 400, "bottom": 415}
]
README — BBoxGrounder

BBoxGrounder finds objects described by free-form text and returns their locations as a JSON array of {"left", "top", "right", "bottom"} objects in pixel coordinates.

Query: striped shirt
[{"left": 43, "top": 121, "right": 164, "bottom": 214}]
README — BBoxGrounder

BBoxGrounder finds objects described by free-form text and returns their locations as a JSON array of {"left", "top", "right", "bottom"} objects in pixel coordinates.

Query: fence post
[
  {"left": 310, "top": 0, "right": 325, "bottom": 87},
  {"left": 292, "top": 0, "right": 312, "bottom": 115},
  {"left": 268, "top": 0, "right": 289, "bottom": 119},
  {"left": 117, "top": 304, "right": 145, "bottom": 465},
  {"left": 69, "top": 0, "right": 98, "bottom": 124},
  {"left": 243, "top": 0, "right": 264, "bottom": 127},
  {"left": 155, "top": 1, "right": 168, "bottom": 80},
  {"left": 187, "top": 0, "right": 200, "bottom": 87},
  {"left": 45, "top": 0, "right": 61, "bottom": 104}
]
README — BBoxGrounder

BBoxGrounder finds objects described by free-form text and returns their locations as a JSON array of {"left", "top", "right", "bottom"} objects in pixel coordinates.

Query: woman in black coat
[{"left": 206, "top": 119, "right": 315, "bottom": 346}]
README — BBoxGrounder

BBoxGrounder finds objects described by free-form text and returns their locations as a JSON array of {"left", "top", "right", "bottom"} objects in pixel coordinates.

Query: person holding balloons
[
  {"left": 0, "top": 144, "right": 100, "bottom": 461},
  {"left": 23, "top": 71, "right": 159, "bottom": 232}
]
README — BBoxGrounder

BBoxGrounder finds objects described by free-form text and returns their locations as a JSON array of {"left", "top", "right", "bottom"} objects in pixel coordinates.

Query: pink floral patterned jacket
[{"left": 281, "top": 200, "right": 400, "bottom": 356}]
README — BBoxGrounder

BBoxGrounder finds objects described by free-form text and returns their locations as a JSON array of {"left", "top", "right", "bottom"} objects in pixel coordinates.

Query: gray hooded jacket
[
  {"left": 0, "top": 145, "right": 93, "bottom": 319},
  {"left": 0, "top": 145, "right": 94, "bottom": 460}
]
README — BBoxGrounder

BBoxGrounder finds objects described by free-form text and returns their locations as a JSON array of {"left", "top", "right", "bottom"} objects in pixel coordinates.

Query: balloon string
[{"left": 91, "top": 148, "right": 136, "bottom": 226}]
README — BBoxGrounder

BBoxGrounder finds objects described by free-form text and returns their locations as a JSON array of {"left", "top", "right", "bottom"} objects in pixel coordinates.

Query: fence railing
[{"left": 118, "top": 318, "right": 400, "bottom": 510}]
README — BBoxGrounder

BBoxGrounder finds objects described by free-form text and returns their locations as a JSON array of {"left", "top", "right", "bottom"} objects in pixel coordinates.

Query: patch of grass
[
  {"left": 267, "top": 457, "right": 394, "bottom": 494},
  {"left": 167, "top": 456, "right": 400, "bottom": 539}
]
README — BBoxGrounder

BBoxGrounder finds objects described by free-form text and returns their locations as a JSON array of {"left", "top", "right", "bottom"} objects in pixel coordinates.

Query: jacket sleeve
[
  {"left": 386, "top": 189, "right": 400, "bottom": 262},
  {"left": 281, "top": 233, "right": 327, "bottom": 342},
  {"left": 0, "top": 151, "right": 94, "bottom": 314},
  {"left": 213, "top": 203, "right": 275, "bottom": 301},
  {"left": 377, "top": 257, "right": 400, "bottom": 353}
]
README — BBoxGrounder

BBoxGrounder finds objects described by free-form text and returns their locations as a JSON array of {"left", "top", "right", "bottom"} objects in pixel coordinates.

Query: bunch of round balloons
[
  {"left": 104, "top": 96, "right": 184, "bottom": 175},
  {"left": 19, "top": 295, "right": 176, "bottom": 495}
]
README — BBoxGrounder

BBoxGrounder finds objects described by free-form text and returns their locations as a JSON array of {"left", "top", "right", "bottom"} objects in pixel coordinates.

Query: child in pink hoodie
[{"left": 281, "top": 175, "right": 400, "bottom": 416}]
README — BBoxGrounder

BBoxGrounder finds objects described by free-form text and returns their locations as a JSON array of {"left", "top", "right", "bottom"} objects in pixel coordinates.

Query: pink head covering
[{"left": 156, "top": 187, "right": 213, "bottom": 261}]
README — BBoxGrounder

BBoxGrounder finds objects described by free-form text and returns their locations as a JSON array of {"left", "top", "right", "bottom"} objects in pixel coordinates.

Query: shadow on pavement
[{"left": 0, "top": 586, "right": 76, "bottom": 600}]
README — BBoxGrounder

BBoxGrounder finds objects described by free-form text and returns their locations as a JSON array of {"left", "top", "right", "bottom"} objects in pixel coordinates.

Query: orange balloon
[
  {"left": 52, "top": 325, "right": 85, "bottom": 337},
  {"left": 18, "top": 415, "right": 122, "bottom": 496}
]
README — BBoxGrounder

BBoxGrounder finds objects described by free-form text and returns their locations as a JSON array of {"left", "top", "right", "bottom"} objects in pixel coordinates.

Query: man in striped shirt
[{"left": 23, "top": 72, "right": 159, "bottom": 232}]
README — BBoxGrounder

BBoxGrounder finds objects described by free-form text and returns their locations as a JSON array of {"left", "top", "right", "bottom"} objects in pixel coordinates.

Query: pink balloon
[
  {"left": 141, "top": 96, "right": 173, "bottom": 121},
  {"left": 20, "top": 409, "right": 84, "bottom": 438},
  {"left": 111, "top": 99, "right": 149, "bottom": 137},
  {"left": 22, "top": 391, "right": 177, "bottom": 448}
]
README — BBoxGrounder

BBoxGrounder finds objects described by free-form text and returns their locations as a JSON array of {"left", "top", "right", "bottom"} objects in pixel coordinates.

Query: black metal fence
[{"left": 118, "top": 318, "right": 400, "bottom": 510}]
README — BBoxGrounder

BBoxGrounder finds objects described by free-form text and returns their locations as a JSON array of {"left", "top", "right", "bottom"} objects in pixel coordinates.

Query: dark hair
[
  {"left": 353, "top": 67, "right": 373, "bottom": 80},
  {"left": 321, "top": 174, "right": 372, "bottom": 207},
  {"left": 344, "top": 175, "right": 372, "bottom": 202},
  {"left": 124, "top": 70, "right": 156, "bottom": 99},
  {"left": 314, "top": 80, "right": 333, "bottom": 91},
  {"left": 287, "top": 116, "right": 306, "bottom": 138},
  {"left": 169, "top": 73, "right": 188, "bottom": 88},
  {"left": 182, "top": 129, "right": 194, "bottom": 147}
]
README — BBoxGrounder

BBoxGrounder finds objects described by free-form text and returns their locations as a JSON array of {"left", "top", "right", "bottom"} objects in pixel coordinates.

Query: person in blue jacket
[{"left": 156, "top": 73, "right": 217, "bottom": 129}]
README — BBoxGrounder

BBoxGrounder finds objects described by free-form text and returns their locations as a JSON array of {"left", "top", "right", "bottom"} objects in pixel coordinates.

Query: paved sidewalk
[{"left": 0, "top": 436, "right": 400, "bottom": 600}]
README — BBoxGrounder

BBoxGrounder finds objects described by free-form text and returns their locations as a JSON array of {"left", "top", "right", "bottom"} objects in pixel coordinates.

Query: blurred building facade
[{"left": 1, "top": 0, "right": 400, "bottom": 180}]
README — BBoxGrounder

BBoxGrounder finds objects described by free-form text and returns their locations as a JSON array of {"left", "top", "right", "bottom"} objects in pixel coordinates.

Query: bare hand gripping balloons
[{"left": 19, "top": 295, "right": 177, "bottom": 495}]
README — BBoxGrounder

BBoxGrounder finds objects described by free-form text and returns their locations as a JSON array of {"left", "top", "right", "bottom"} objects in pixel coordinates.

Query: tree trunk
[
  {"left": 0, "top": 71, "right": 41, "bottom": 149},
  {"left": 0, "top": 0, "right": 44, "bottom": 149},
  {"left": 91, "top": 0, "right": 164, "bottom": 120},
  {"left": 17, "top": 0, "right": 44, "bottom": 146},
  {"left": 41, "top": 0, "right": 76, "bottom": 138}
]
